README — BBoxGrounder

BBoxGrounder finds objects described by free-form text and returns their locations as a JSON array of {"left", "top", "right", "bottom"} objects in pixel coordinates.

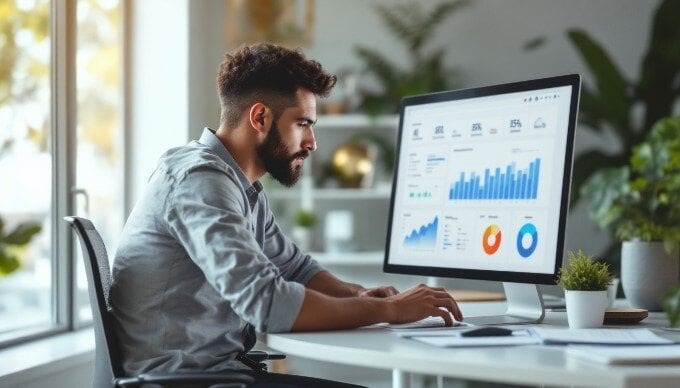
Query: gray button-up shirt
[{"left": 110, "top": 128, "right": 323, "bottom": 375}]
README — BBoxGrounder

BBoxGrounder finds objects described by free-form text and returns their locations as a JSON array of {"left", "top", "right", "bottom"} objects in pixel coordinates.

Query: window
[{"left": 0, "top": 0, "right": 124, "bottom": 345}]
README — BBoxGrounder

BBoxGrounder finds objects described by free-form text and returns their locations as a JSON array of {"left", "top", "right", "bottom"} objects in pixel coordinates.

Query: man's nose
[{"left": 304, "top": 129, "right": 317, "bottom": 152}]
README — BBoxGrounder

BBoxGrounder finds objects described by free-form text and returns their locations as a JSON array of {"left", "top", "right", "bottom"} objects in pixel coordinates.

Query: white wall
[{"left": 127, "top": 0, "right": 190, "bottom": 204}]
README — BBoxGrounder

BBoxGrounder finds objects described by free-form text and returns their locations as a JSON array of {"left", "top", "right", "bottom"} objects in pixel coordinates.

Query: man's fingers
[
  {"left": 433, "top": 308, "right": 453, "bottom": 327},
  {"left": 434, "top": 298, "right": 464, "bottom": 322}
]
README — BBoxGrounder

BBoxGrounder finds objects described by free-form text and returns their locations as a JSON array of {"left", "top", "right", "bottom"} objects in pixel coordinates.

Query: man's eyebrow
[{"left": 297, "top": 117, "right": 316, "bottom": 125}]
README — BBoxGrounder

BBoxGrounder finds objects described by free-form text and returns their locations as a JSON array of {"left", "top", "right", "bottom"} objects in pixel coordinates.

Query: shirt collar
[{"left": 197, "top": 127, "right": 263, "bottom": 198}]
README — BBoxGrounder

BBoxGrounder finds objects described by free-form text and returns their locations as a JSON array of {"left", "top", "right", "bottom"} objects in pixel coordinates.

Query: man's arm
[
  {"left": 291, "top": 283, "right": 463, "bottom": 331},
  {"left": 305, "top": 270, "right": 398, "bottom": 298}
]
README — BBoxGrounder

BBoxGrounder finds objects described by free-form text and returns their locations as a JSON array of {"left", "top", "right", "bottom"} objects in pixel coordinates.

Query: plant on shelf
[
  {"left": 353, "top": 0, "right": 469, "bottom": 116},
  {"left": 662, "top": 283, "right": 680, "bottom": 328},
  {"left": 293, "top": 210, "right": 317, "bottom": 229},
  {"left": 0, "top": 214, "right": 42, "bottom": 276},
  {"left": 291, "top": 210, "right": 317, "bottom": 252},
  {"left": 581, "top": 116, "right": 680, "bottom": 311},
  {"left": 557, "top": 250, "right": 613, "bottom": 328}
]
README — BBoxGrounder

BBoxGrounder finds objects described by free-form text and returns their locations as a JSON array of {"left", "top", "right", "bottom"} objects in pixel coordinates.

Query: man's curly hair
[{"left": 217, "top": 43, "right": 337, "bottom": 128}]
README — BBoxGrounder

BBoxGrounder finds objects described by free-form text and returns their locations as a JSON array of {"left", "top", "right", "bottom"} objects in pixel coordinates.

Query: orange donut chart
[{"left": 482, "top": 224, "right": 502, "bottom": 255}]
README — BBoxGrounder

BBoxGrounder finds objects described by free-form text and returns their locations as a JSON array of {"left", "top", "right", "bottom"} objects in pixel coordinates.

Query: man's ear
[{"left": 248, "top": 103, "right": 270, "bottom": 134}]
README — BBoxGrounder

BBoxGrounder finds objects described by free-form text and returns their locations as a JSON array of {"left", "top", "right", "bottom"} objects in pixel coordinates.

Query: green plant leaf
[
  {"left": 354, "top": 46, "right": 400, "bottom": 89},
  {"left": 567, "top": 29, "right": 630, "bottom": 132},
  {"left": 580, "top": 167, "right": 630, "bottom": 229},
  {"left": 0, "top": 246, "right": 20, "bottom": 276},
  {"left": 522, "top": 36, "right": 546, "bottom": 51},
  {"left": 3, "top": 222, "right": 42, "bottom": 245},
  {"left": 662, "top": 283, "right": 680, "bottom": 327},
  {"left": 570, "top": 149, "right": 626, "bottom": 206},
  {"left": 557, "top": 250, "right": 613, "bottom": 291},
  {"left": 418, "top": 0, "right": 470, "bottom": 52},
  {"left": 637, "top": 0, "right": 680, "bottom": 132}
]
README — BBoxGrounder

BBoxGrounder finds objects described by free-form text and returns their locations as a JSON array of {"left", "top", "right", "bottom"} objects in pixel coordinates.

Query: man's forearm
[
  {"left": 305, "top": 270, "right": 364, "bottom": 297},
  {"left": 291, "top": 288, "right": 389, "bottom": 331}
]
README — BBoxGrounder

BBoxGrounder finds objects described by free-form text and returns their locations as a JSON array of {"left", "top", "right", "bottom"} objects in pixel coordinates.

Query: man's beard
[{"left": 256, "top": 121, "right": 309, "bottom": 187}]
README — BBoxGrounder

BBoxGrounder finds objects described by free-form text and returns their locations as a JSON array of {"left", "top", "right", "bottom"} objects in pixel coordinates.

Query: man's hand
[
  {"left": 357, "top": 286, "right": 399, "bottom": 298},
  {"left": 385, "top": 284, "right": 463, "bottom": 326}
]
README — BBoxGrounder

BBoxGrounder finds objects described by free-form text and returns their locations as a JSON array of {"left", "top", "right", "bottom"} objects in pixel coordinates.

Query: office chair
[{"left": 64, "top": 216, "right": 256, "bottom": 388}]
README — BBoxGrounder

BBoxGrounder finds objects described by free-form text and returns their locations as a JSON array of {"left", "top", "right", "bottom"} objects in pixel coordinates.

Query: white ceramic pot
[
  {"left": 621, "top": 241, "right": 679, "bottom": 311},
  {"left": 292, "top": 226, "right": 312, "bottom": 252},
  {"left": 607, "top": 278, "right": 620, "bottom": 308},
  {"left": 565, "top": 290, "right": 608, "bottom": 329}
]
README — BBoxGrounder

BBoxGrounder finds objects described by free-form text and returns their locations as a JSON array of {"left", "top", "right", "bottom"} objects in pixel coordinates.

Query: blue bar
[
  {"left": 489, "top": 176, "right": 495, "bottom": 199},
  {"left": 459, "top": 173, "right": 465, "bottom": 199},
  {"left": 521, "top": 172, "right": 527, "bottom": 198},
  {"left": 484, "top": 168, "right": 490, "bottom": 199},
  {"left": 474, "top": 176, "right": 480, "bottom": 199},
  {"left": 533, "top": 158, "right": 540, "bottom": 198},
  {"left": 509, "top": 172, "right": 515, "bottom": 199},
  {"left": 494, "top": 168, "right": 501, "bottom": 199},
  {"left": 505, "top": 165, "right": 512, "bottom": 199},
  {"left": 527, "top": 163, "right": 534, "bottom": 199}
]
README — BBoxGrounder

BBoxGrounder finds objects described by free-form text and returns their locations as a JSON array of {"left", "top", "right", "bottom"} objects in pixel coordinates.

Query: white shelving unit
[{"left": 267, "top": 114, "right": 399, "bottom": 258}]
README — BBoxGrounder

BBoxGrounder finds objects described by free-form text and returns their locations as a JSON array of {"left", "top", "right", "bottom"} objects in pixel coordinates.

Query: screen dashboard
[{"left": 384, "top": 75, "right": 579, "bottom": 283}]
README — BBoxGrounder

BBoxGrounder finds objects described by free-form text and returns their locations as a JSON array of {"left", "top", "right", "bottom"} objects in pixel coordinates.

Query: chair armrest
[
  {"left": 115, "top": 371, "right": 254, "bottom": 387},
  {"left": 246, "top": 350, "right": 286, "bottom": 362}
]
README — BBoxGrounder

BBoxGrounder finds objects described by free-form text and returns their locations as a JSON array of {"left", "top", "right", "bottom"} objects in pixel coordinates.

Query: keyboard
[{"left": 384, "top": 316, "right": 465, "bottom": 330}]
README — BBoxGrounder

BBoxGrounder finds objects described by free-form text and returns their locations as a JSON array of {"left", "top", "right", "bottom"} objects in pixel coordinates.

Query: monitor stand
[{"left": 464, "top": 282, "right": 545, "bottom": 326}]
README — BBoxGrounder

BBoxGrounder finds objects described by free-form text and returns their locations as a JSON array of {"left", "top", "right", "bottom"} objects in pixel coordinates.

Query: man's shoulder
[{"left": 161, "top": 142, "right": 234, "bottom": 178}]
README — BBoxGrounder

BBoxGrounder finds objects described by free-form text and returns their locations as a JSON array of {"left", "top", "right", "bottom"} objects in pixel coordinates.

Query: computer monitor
[{"left": 384, "top": 74, "right": 580, "bottom": 325}]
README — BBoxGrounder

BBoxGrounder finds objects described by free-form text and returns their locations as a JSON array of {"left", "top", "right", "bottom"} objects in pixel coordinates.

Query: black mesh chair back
[{"left": 65, "top": 216, "right": 123, "bottom": 387}]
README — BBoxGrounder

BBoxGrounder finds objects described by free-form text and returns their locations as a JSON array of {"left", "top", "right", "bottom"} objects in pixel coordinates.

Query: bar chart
[{"left": 449, "top": 158, "right": 541, "bottom": 200}]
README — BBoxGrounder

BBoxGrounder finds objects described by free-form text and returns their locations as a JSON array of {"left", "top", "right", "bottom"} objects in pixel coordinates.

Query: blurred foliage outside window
[{"left": 0, "top": 0, "right": 123, "bottom": 337}]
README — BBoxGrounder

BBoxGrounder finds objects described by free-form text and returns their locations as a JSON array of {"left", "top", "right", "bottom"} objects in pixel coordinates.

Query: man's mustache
[{"left": 291, "top": 150, "right": 310, "bottom": 160}]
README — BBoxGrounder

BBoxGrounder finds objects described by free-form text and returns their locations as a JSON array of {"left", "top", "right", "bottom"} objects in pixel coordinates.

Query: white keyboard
[{"left": 385, "top": 316, "right": 465, "bottom": 330}]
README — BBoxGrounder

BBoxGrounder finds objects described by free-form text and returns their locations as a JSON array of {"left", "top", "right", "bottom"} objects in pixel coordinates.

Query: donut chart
[
  {"left": 516, "top": 223, "right": 538, "bottom": 258},
  {"left": 482, "top": 224, "right": 502, "bottom": 255}
]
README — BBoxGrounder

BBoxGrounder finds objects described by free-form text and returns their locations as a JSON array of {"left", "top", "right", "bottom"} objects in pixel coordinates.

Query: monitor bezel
[{"left": 383, "top": 74, "right": 581, "bottom": 285}]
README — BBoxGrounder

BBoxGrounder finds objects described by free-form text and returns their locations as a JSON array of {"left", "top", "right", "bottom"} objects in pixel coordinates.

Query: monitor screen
[{"left": 384, "top": 74, "right": 580, "bottom": 285}]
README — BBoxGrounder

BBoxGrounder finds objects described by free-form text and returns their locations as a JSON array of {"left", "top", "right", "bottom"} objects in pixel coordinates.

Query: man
[{"left": 111, "top": 43, "right": 462, "bottom": 387}]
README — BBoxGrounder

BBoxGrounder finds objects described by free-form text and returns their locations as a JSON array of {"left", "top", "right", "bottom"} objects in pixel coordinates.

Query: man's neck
[{"left": 214, "top": 126, "right": 264, "bottom": 184}]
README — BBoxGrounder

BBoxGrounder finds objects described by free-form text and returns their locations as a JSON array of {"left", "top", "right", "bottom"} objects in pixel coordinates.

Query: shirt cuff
[{"left": 266, "top": 280, "right": 306, "bottom": 333}]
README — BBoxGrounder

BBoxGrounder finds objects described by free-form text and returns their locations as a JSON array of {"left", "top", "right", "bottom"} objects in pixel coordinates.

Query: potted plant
[
  {"left": 557, "top": 250, "right": 614, "bottom": 328},
  {"left": 0, "top": 215, "right": 42, "bottom": 276},
  {"left": 581, "top": 116, "right": 680, "bottom": 311},
  {"left": 291, "top": 210, "right": 317, "bottom": 252}
]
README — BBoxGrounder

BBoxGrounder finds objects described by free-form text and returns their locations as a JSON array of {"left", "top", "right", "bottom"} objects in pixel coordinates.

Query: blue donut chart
[{"left": 516, "top": 223, "right": 538, "bottom": 258}]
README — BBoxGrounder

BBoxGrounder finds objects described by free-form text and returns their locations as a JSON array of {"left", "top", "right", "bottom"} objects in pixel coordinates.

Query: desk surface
[{"left": 265, "top": 301, "right": 680, "bottom": 388}]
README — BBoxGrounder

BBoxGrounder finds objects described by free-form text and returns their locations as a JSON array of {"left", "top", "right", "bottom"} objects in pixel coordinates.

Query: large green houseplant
[
  {"left": 566, "top": 0, "right": 680, "bottom": 207},
  {"left": 581, "top": 116, "right": 680, "bottom": 310},
  {"left": 353, "top": 0, "right": 469, "bottom": 115}
]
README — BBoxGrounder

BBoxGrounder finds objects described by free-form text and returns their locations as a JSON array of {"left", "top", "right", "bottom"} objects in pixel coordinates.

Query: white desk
[{"left": 265, "top": 301, "right": 680, "bottom": 388}]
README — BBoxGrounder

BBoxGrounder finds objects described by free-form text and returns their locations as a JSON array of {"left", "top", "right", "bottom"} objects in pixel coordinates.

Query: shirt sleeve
[
  {"left": 261, "top": 199, "right": 325, "bottom": 285},
  {"left": 165, "top": 164, "right": 304, "bottom": 333}
]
